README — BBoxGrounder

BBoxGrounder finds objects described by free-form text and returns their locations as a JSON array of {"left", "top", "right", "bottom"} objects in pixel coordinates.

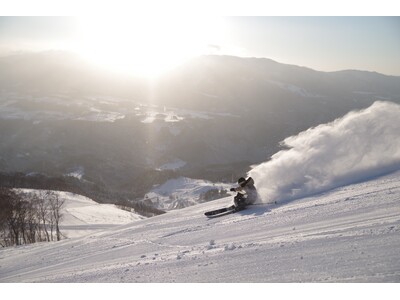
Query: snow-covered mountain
[{"left": 1, "top": 170, "right": 399, "bottom": 282}]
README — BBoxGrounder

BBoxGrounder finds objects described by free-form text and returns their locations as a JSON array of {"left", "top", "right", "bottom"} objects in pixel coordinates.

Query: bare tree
[
  {"left": 25, "top": 195, "right": 40, "bottom": 244},
  {"left": 17, "top": 199, "right": 29, "bottom": 245},
  {"left": 47, "top": 191, "right": 65, "bottom": 241},
  {"left": 0, "top": 188, "right": 67, "bottom": 247},
  {"left": 36, "top": 192, "right": 51, "bottom": 242},
  {"left": 0, "top": 188, "right": 22, "bottom": 245},
  {"left": 0, "top": 188, "right": 11, "bottom": 247}
]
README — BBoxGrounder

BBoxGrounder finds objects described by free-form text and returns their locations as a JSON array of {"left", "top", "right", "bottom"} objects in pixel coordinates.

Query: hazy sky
[
  {"left": 0, "top": 16, "right": 399, "bottom": 76},
  {"left": 223, "top": 17, "right": 400, "bottom": 75}
]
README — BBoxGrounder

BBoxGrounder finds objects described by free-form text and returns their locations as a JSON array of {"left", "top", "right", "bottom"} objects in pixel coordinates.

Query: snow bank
[{"left": 249, "top": 101, "right": 400, "bottom": 203}]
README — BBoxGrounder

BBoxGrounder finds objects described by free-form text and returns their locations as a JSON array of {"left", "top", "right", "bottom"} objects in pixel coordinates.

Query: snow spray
[{"left": 249, "top": 101, "right": 400, "bottom": 203}]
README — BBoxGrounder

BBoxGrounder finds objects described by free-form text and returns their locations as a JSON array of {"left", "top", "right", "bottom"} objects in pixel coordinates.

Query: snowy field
[{"left": 1, "top": 170, "right": 399, "bottom": 283}]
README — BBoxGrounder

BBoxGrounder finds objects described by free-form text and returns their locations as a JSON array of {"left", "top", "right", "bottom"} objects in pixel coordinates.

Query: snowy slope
[
  {"left": 1, "top": 101, "right": 399, "bottom": 283},
  {"left": 18, "top": 189, "right": 144, "bottom": 239},
  {"left": 1, "top": 171, "right": 399, "bottom": 282}
]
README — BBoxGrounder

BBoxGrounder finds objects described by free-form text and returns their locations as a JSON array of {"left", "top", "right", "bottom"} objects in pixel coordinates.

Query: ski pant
[{"left": 234, "top": 194, "right": 247, "bottom": 208}]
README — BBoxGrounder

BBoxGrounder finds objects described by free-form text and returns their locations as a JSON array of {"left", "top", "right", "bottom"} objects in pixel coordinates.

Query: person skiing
[
  {"left": 230, "top": 176, "right": 259, "bottom": 209},
  {"left": 204, "top": 176, "right": 259, "bottom": 217}
]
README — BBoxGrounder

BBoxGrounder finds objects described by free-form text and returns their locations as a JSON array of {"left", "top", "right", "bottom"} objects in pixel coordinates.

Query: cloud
[{"left": 249, "top": 101, "right": 400, "bottom": 203}]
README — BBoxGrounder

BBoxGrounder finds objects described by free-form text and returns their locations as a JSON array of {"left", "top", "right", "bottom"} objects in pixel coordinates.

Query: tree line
[{"left": 0, "top": 188, "right": 65, "bottom": 248}]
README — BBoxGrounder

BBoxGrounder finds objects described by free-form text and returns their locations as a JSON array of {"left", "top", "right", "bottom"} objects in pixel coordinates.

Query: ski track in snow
[{"left": 1, "top": 171, "right": 400, "bottom": 282}]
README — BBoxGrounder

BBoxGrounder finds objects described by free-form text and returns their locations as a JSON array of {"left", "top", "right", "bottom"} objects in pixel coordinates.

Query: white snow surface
[{"left": 1, "top": 171, "right": 400, "bottom": 282}]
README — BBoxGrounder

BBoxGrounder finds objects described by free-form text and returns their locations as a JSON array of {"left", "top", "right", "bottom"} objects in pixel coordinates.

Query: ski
[
  {"left": 204, "top": 205, "right": 235, "bottom": 216},
  {"left": 204, "top": 205, "right": 245, "bottom": 217}
]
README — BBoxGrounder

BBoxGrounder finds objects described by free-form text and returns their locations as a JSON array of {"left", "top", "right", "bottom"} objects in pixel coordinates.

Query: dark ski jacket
[{"left": 233, "top": 177, "right": 259, "bottom": 205}]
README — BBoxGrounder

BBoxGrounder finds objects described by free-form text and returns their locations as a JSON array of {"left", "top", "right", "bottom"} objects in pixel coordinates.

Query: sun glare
[{"left": 75, "top": 16, "right": 224, "bottom": 78}]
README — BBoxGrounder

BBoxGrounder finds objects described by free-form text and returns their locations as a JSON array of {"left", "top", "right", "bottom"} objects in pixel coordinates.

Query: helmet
[{"left": 238, "top": 177, "right": 246, "bottom": 186}]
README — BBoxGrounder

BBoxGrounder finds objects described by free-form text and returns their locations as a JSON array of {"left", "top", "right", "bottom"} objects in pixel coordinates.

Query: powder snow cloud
[{"left": 249, "top": 101, "right": 400, "bottom": 203}]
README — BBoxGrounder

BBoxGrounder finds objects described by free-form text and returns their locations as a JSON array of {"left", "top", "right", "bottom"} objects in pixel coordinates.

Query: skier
[
  {"left": 204, "top": 176, "right": 259, "bottom": 217},
  {"left": 230, "top": 177, "right": 259, "bottom": 209}
]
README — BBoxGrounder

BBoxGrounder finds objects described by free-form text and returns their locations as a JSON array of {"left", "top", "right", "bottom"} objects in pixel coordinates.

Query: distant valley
[{"left": 1, "top": 52, "right": 400, "bottom": 215}]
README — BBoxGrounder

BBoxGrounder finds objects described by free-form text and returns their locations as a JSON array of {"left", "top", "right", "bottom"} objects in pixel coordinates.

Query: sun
[{"left": 74, "top": 16, "right": 224, "bottom": 78}]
